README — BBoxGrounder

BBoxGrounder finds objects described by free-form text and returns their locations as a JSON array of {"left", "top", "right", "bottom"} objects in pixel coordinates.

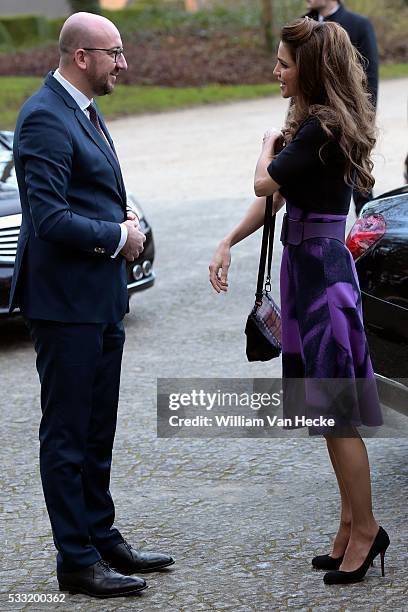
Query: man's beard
[
  {"left": 88, "top": 62, "right": 115, "bottom": 96},
  {"left": 92, "top": 75, "right": 114, "bottom": 96}
]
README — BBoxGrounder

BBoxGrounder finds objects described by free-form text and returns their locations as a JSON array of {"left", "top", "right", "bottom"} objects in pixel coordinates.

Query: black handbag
[{"left": 245, "top": 195, "right": 282, "bottom": 361}]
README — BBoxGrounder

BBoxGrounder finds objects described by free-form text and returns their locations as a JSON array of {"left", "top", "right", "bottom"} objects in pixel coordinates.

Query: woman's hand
[
  {"left": 262, "top": 128, "right": 283, "bottom": 157},
  {"left": 209, "top": 240, "right": 231, "bottom": 293}
]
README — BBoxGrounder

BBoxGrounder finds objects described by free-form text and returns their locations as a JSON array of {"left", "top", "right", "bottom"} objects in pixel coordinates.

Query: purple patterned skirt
[{"left": 280, "top": 204, "right": 383, "bottom": 435}]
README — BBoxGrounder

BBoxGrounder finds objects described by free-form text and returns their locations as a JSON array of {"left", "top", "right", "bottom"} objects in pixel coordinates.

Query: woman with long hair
[{"left": 209, "top": 18, "right": 389, "bottom": 585}]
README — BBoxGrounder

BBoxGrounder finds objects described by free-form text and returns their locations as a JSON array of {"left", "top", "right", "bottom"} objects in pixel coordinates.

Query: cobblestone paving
[
  {"left": 1, "top": 82, "right": 407, "bottom": 610},
  {"left": 1, "top": 197, "right": 407, "bottom": 611}
]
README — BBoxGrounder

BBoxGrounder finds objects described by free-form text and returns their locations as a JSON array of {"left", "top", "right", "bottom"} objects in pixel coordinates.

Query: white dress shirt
[
  {"left": 318, "top": 3, "right": 340, "bottom": 22},
  {"left": 52, "top": 69, "right": 127, "bottom": 258}
]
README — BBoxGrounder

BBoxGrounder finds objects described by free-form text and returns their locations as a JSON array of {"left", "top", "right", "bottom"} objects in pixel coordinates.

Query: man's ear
[{"left": 74, "top": 49, "right": 87, "bottom": 71}]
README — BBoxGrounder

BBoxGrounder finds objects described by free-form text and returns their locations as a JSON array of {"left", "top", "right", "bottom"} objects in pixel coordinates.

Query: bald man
[{"left": 10, "top": 12, "right": 174, "bottom": 598}]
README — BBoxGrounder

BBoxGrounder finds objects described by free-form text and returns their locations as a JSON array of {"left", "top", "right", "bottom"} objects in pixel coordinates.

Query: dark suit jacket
[
  {"left": 306, "top": 4, "right": 379, "bottom": 106},
  {"left": 9, "top": 71, "right": 129, "bottom": 323}
]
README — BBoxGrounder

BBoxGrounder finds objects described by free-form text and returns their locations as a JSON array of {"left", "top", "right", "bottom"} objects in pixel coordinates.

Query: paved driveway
[{"left": 0, "top": 78, "right": 407, "bottom": 610}]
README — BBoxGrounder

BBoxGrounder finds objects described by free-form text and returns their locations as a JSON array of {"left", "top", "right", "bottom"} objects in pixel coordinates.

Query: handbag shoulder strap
[{"left": 255, "top": 195, "right": 275, "bottom": 305}]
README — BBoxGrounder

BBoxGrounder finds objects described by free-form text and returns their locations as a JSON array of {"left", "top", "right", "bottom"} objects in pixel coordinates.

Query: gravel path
[{"left": 0, "top": 78, "right": 407, "bottom": 611}]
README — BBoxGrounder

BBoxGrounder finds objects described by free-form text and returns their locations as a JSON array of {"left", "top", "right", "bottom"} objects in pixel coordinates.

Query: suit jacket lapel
[
  {"left": 44, "top": 72, "right": 127, "bottom": 209},
  {"left": 74, "top": 109, "right": 127, "bottom": 207},
  {"left": 97, "top": 111, "right": 127, "bottom": 201}
]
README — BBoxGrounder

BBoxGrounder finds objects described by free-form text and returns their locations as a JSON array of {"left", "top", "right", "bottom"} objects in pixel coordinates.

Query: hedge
[
  {"left": 0, "top": 22, "right": 13, "bottom": 50},
  {"left": 0, "top": 3, "right": 407, "bottom": 65},
  {"left": 0, "top": 4, "right": 257, "bottom": 48},
  {"left": 0, "top": 15, "right": 49, "bottom": 46}
]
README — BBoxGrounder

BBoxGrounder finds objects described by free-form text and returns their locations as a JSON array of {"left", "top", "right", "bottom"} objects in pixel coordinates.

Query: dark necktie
[
  {"left": 87, "top": 103, "right": 106, "bottom": 138},
  {"left": 87, "top": 102, "right": 118, "bottom": 158}
]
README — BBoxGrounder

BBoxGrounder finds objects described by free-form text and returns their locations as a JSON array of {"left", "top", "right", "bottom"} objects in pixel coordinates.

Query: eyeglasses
[{"left": 82, "top": 47, "right": 124, "bottom": 63}]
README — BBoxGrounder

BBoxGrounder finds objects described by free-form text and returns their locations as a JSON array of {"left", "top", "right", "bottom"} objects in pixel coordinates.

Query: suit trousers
[{"left": 26, "top": 318, "right": 126, "bottom": 572}]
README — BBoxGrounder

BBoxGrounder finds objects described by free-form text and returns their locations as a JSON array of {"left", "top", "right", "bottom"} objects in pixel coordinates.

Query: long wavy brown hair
[{"left": 280, "top": 18, "right": 376, "bottom": 193}]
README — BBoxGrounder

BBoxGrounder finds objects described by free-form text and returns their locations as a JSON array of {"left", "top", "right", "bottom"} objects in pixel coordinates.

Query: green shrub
[
  {"left": 127, "top": 0, "right": 184, "bottom": 8},
  {"left": 100, "top": 6, "right": 187, "bottom": 33},
  {"left": 0, "top": 22, "right": 13, "bottom": 51},
  {"left": 101, "top": 4, "right": 259, "bottom": 35},
  {"left": 0, "top": 2, "right": 407, "bottom": 62},
  {"left": 68, "top": 0, "right": 100, "bottom": 14},
  {"left": 0, "top": 15, "right": 49, "bottom": 46},
  {"left": 48, "top": 17, "right": 65, "bottom": 41}
]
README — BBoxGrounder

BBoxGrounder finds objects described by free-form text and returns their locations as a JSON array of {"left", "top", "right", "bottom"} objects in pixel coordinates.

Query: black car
[
  {"left": 345, "top": 186, "right": 408, "bottom": 413},
  {"left": 0, "top": 131, "right": 155, "bottom": 316}
]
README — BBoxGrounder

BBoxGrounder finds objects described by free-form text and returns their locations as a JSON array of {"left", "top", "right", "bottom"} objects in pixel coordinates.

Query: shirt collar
[
  {"left": 53, "top": 68, "right": 92, "bottom": 111},
  {"left": 320, "top": 3, "right": 341, "bottom": 21}
]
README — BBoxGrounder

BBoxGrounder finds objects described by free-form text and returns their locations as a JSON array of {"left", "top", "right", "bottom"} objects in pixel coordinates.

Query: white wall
[{"left": 0, "top": 0, "right": 70, "bottom": 18}]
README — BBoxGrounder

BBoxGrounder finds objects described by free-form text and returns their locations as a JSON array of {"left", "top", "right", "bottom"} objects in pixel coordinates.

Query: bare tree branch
[{"left": 261, "top": 0, "right": 275, "bottom": 53}]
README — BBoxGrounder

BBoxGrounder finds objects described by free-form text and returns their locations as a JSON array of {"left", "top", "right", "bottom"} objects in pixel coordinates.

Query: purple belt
[{"left": 280, "top": 213, "right": 346, "bottom": 246}]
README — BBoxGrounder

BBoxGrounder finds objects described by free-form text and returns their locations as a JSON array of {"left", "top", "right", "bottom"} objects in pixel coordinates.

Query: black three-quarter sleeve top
[{"left": 267, "top": 116, "right": 352, "bottom": 215}]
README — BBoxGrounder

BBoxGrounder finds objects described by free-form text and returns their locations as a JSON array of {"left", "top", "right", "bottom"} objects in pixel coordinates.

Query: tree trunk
[{"left": 261, "top": 0, "right": 274, "bottom": 53}]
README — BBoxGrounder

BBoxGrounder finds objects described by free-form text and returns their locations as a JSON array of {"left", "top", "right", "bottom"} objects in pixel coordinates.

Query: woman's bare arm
[
  {"left": 209, "top": 128, "right": 285, "bottom": 293},
  {"left": 209, "top": 192, "right": 285, "bottom": 293},
  {"left": 224, "top": 196, "right": 267, "bottom": 248},
  {"left": 209, "top": 196, "right": 266, "bottom": 293},
  {"left": 254, "top": 129, "right": 283, "bottom": 197}
]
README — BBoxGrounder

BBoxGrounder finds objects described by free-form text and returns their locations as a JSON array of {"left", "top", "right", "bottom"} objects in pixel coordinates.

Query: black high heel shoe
[
  {"left": 323, "top": 526, "right": 390, "bottom": 585},
  {"left": 312, "top": 554, "right": 374, "bottom": 571},
  {"left": 312, "top": 554, "right": 344, "bottom": 570}
]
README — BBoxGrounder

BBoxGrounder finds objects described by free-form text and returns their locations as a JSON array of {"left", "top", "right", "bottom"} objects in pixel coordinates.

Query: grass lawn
[{"left": 0, "top": 63, "right": 407, "bottom": 130}]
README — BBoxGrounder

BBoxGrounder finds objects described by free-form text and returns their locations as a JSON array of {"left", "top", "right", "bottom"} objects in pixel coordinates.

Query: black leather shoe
[
  {"left": 312, "top": 554, "right": 344, "bottom": 570},
  {"left": 58, "top": 560, "right": 148, "bottom": 598},
  {"left": 104, "top": 540, "right": 175, "bottom": 574}
]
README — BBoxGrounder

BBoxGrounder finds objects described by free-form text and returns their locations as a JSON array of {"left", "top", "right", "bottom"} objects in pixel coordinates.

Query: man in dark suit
[
  {"left": 304, "top": 1, "right": 379, "bottom": 213},
  {"left": 10, "top": 11, "right": 174, "bottom": 598}
]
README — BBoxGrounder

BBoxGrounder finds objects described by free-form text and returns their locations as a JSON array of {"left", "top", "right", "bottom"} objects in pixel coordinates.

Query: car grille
[
  {"left": 0, "top": 214, "right": 149, "bottom": 262},
  {"left": 0, "top": 214, "right": 21, "bottom": 261}
]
